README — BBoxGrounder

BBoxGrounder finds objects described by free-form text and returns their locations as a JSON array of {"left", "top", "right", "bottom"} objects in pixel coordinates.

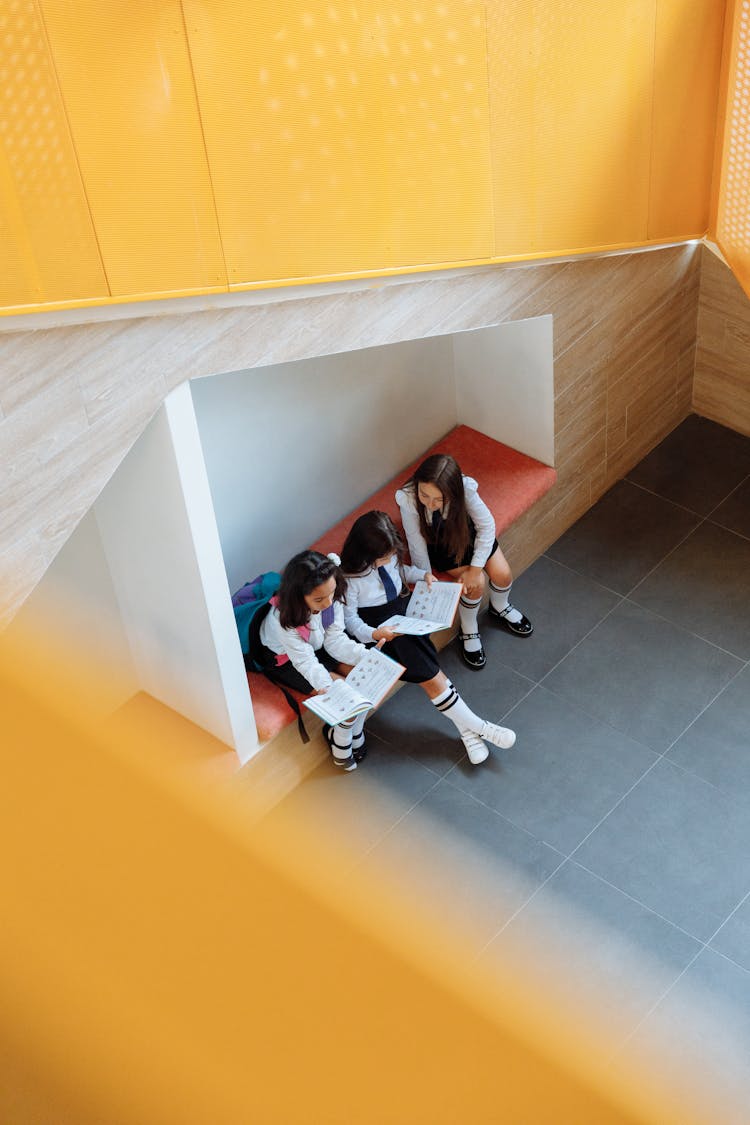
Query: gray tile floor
[{"left": 266, "top": 414, "right": 750, "bottom": 1118}]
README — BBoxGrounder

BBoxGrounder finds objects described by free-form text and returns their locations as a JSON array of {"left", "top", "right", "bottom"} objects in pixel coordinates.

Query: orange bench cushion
[
  {"left": 248, "top": 425, "right": 556, "bottom": 743},
  {"left": 312, "top": 424, "right": 557, "bottom": 556}
]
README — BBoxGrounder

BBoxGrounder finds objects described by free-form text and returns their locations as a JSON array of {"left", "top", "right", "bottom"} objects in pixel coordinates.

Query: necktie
[
  {"left": 321, "top": 604, "right": 335, "bottom": 629},
  {"left": 377, "top": 565, "right": 398, "bottom": 602},
  {"left": 431, "top": 508, "right": 443, "bottom": 531}
]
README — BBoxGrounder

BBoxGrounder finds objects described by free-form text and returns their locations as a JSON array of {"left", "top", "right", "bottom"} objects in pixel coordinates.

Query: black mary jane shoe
[
  {"left": 488, "top": 603, "right": 534, "bottom": 637},
  {"left": 323, "top": 722, "right": 367, "bottom": 764},
  {"left": 459, "top": 632, "right": 487, "bottom": 669}
]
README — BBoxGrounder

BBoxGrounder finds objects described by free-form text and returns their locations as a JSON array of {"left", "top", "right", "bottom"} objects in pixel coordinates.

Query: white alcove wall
[
  {"left": 5, "top": 506, "right": 140, "bottom": 717},
  {"left": 191, "top": 315, "right": 553, "bottom": 592},
  {"left": 94, "top": 384, "right": 257, "bottom": 762}
]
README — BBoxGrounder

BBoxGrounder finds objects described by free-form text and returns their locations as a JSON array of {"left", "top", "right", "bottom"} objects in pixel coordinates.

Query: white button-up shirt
[
  {"left": 395, "top": 475, "right": 496, "bottom": 570},
  {"left": 343, "top": 554, "right": 428, "bottom": 643},
  {"left": 259, "top": 600, "right": 366, "bottom": 691}
]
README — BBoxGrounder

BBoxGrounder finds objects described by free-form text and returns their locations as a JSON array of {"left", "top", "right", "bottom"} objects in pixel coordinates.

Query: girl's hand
[
  {"left": 462, "top": 566, "right": 484, "bottom": 597},
  {"left": 372, "top": 626, "right": 400, "bottom": 643},
  {"left": 423, "top": 572, "right": 435, "bottom": 589}
]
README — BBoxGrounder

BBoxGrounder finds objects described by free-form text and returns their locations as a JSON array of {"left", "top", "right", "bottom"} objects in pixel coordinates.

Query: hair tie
[{"left": 327, "top": 552, "right": 341, "bottom": 566}]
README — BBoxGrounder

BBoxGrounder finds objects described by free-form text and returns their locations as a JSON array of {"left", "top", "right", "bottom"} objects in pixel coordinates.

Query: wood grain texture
[
  {"left": 694, "top": 248, "right": 750, "bottom": 438},
  {"left": 1, "top": 244, "right": 701, "bottom": 625}
]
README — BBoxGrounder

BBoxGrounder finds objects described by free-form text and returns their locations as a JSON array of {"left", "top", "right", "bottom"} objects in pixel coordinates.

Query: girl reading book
[
  {"left": 340, "top": 511, "right": 516, "bottom": 765},
  {"left": 396, "top": 453, "right": 533, "bottom": 670},
  {"left": 257, "top": 550, "right": 369, "bottom": 771}
]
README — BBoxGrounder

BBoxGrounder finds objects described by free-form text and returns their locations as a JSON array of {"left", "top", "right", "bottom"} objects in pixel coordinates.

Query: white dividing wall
[
  {"left": 190, "top": 336, "right": 456, "bottom": 591},
  {"left": 5, "top": 507, "right": 139, "bottom": 717},
  {"left": 452, "top": 316, "right": 555, "bottom": 465},
  {"left": 94, "top": 384, "right": 257, "bottom": 762}
]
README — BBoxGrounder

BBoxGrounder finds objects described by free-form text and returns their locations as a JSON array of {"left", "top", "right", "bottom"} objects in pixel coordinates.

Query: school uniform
[
  {"left": 258, "top": 599, "right": 366, "bottom": 694},
  {"left": 343, "top": 554, "right": 441, "bottom": 684},
  {"left": 395, "top": 476, "right": 498, "bottom": 572}
]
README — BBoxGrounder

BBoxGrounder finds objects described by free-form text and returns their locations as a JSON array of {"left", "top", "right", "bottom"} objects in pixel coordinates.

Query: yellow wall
[{"left": 0, "top": 1, "right": 728, "bottom": 314}]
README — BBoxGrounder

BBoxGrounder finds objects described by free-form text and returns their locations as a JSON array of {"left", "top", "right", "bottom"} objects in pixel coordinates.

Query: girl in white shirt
[
  {"left": 396, "top": 453, "right": 533, "bottom": 670},
  {"left": 257, "top": 550, "right": 368, "bottom": 771},
  {"left": 341, "top": 511, "right": 516, "bottom": 766}
]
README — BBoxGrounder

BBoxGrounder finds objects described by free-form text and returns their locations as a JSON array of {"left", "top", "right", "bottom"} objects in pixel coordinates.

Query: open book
[
  {"left": 380, "top": 579, "right": 463, "bottom": 635},
  {"left": 303, "top": 647, "right": 406, "bottom": 725}
]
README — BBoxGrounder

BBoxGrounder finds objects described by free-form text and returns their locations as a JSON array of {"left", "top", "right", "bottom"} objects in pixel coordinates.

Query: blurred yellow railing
[{"left": 0, "top": 628, "right": 712, "bottom": 1124}]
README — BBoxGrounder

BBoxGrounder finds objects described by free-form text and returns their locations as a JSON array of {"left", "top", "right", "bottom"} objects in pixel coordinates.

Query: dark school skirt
[
  {"left": 358, "top": 595, "right": 440, "bottom": 684},
  {"left": 253, "top": 641, "right": 342, "bottom": 695},
  {"left": 427, "top": 520, "right": 500, "bottom": 573}
]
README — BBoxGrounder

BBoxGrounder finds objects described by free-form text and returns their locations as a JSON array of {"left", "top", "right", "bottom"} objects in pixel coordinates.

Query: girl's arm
[
  {"left": 263, "top": 610, "right": 335, "bottom": 692},
  {"left": 464, "top": 478, "right": 496, "bottom": 568},
  {"left": 395, "top": 488, "right": 431, "bottom": 571},
  {"left": 342, "top": 579, "right": 378, "bottom": 645},
  {"left": 403, "top": 562, "right": 432, "bottom": 586},
  {"left": 325, "top": 602, "right": 369, "bottom": 665}
]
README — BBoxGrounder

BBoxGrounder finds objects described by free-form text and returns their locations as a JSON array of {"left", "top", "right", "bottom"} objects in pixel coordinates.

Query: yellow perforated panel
[
  {"left": 40, "top": 0, "right": 227, "bottom": 298},
  {"left": 0, "top": 0, "right": 107, "bottom": 307},
  {"left": 486, "top": 0, "right": 654, "bottom": 257},
  {"left": 716, "top": 0, "right": 750, "bottom": 281},
  {"left": 183, "top": 0, "right": 494, "bottom": 285}
]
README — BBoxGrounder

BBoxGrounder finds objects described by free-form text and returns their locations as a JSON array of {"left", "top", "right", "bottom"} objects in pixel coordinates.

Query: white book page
[
  {"left": 303, "top": 678, "right": 370, "bottom": 724},
  {"left": 405, "top": 580, "right": 462, "bottom": 627},
  {"left": 345, "top": 646, "right": 405, "bottom": 707},
  {"left": 377, "top": 613, "right": 445, "bottom": 636}
]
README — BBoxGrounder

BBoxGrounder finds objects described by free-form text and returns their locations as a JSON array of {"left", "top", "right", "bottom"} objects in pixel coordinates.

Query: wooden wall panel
[
  {"left": 39, "top": 0, "right": 227, "bottom": 298},
  {"left": 694, "top": 246, "right": 750, "bottom": 438},
  {"left": 0, "top": 243, "right": 700, "bottom": 625}
]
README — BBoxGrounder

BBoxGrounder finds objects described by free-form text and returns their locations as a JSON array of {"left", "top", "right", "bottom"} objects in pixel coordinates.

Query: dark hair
[
  {"left": 404, "top": 453, "right": 470, "bottom": 562},
  {"left": 340, "top": 510, "right": 407, "bottom": 577},
  {"left": 277, "top": 550, "right": 347, "bottom": 629}
]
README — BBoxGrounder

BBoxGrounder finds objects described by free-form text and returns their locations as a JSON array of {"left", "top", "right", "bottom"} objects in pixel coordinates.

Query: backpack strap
[{"left": 246, "top": 603, "right": 310, "bottom": 744}]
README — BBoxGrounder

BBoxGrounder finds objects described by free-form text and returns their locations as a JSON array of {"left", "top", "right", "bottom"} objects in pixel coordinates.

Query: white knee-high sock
[
  {"left": 431, "top": 681, "right": 484, "bottom": 735},
  {"left": 329, "top": 718, "right": 355, "bottom": 761},
  {"left": 458, "top": 595, "right": 482, "bottom": 652},
  {"left": 489, "top": 580, "right": 523, "bottom": 624},
  {"left": 351, "top": 711, "right": 367, "bottom": 748}
]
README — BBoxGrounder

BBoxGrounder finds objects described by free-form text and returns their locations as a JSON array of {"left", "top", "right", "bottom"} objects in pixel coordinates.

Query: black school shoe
[
  {"left": 488, "top": 603, "right": 534, "bottom": 637},
  {"left": 323, "top": 723, "right": 367, "bottom": 766},
  {"left": 459, "top": 632, "right": 487, "bottom": 669}
]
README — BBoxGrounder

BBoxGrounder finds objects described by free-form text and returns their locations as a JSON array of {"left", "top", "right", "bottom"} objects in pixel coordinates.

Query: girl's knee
[{"left": 487, "top": 554, "right": 512, "bottom": 588}]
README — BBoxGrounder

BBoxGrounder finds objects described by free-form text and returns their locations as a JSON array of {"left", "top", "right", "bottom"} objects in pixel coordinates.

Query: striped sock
[
  {"left": 458, "top": 595, "right": 482, "bottom": 652},
  {"left": 489, "top": 580, "right": 523, "bottom": 625},
  {"left": 430, "top": 680, "right": 483, "bottom": 736}
]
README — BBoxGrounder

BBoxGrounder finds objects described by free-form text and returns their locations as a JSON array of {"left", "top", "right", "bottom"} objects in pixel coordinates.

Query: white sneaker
[
  {"left": 461, "top": 731, "right": 490, "bottom": 765},
  {"left": 480, "top": 721, "right": 516, "bottom": 750}
]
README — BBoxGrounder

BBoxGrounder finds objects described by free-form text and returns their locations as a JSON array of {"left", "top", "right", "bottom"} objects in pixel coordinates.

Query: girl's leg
[
  {"left": 485, "top": 549, "right": 533, "bottom": 637},
  {"left": 447, "top": 566, "right": 486, "bottom": 669},
  {"left": 419, "top": 672, "right": 515, "bottom": 764},
  {"left": 325, "top": 717, "right": 358, "bottom": 771}
]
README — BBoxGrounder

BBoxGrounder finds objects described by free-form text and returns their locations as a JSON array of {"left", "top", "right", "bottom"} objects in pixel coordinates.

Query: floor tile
[
  {"left": 481, "top": 860, "right": 700, "bottom": 1045},
  {"left": 542, "top": 600, "right": 743, "bottom": 752},
  {"left": 574, "top": 759, "right": 750, "bottom": 941},
  {"left": 262, "top": 738, "right": 440, "bottom": 866},
  {"left": 477, "top": 554, "right": 622, "bottom": 681},
  {"left": 631, "top": 521, "right": 750, "bottom": 659},
  {"left": 625, "top": 413, "right": 750, "bottom": 515},
  {"left": 446, "top": 686, "right": 658, "bottom": 855},
  {"left": 619, "top": 949, "right": 750, "bottom": 1125},
  {"left": 545, "top": 480, "right": 699, "bottom": 594},
  {"left": 710, "top": 895, "right": 750, "bottom": 973},
  {"left": 368, "top": 656, "right": 532, "bottom": 776},
  {"left": 710, "top": 474, "right": 750, "bottom": 539},
  {"left": 667, "top": 665, "right": 750, "bottom": 804},
  {"left": 359, "top": 781, "right": 562, "bottom": 953}
]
